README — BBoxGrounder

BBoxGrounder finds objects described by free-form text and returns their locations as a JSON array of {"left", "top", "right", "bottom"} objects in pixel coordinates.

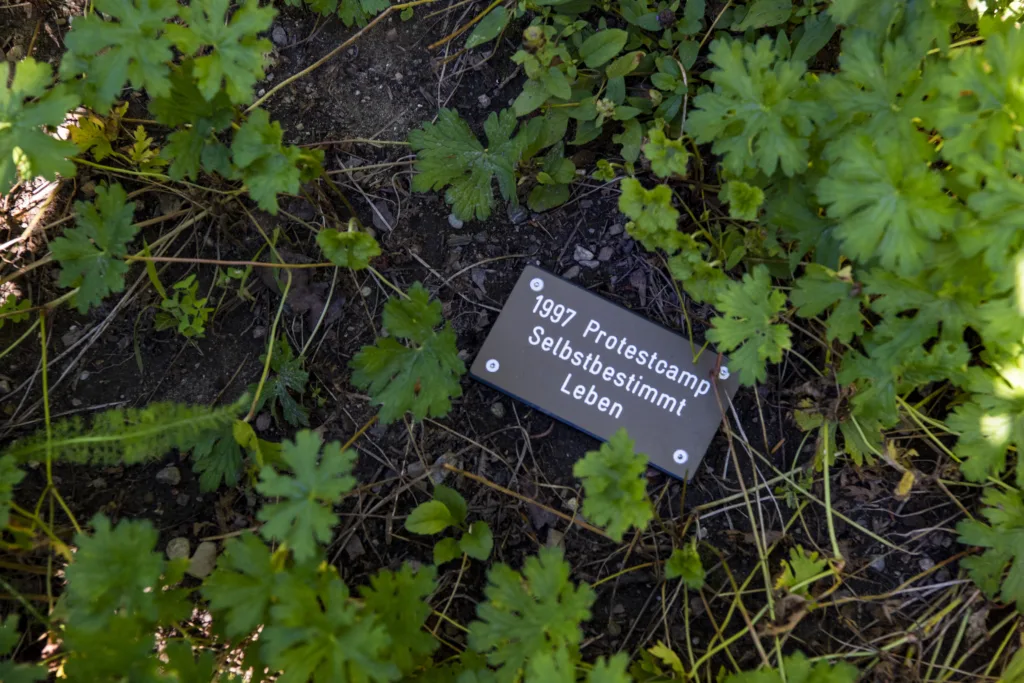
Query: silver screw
[
  {"left": 529, "top": 277, "right": 544, "bottom": 292},
  {"left": 485, "top": 359, "right": 500, "bottom": 373},
  {"left": 673, "top": 449, "right": 689, "bottom": 465},
  {"left": 719, "top": 366, "right": 730, "bottom": 380}
]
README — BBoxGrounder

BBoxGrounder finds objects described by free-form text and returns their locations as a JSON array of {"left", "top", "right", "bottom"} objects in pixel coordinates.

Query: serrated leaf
[
  {"left": 248, "top": 335, "right": 309, "bottom": 427},
  {"left": 573, "top": 429, "right": 653, "bottom": 542},
  {"left": 468, "top": 547, "right": 595, "bottom": 682},
  {"left": 0, "top": 616, "right": 46, "bottom": 683},
  {"left": 642, "top": 127, "right": 690, "bottom": 178},
  {"left": 264, "top": 574, "right": 400, "bottom": 683},
  {"left": 647, "top": 642, "right": 685, "bottom": 677},
  {"left": 359, "top": 564, "right": 438, "bottom": 674},
  {"left": 619, "top": 178, "right": 681, "bottom": 253},
  {"left": 587, "top": 654, "right": 632, "bottom": 683},
  {"left": 774, "top": 545, "right": 828, "bottom": 598},
  {"left": 256, "top": 430, "right": 357, "bottom": 561},
  {"left": 665, "top": 541, "right": 705, "bottom": 589},
  {"left": 203, "top": 532, "right": 280, "bottom": 637},
  {"left": 350, "top": 282, "right": 466, "bottom": 424},
  {"left": 232, "top": 108, "right": 307, "bottom": 214},
  {"left": 69, "top": 115, "right": 115, "bottom": 161},
  {"left": 721, "top": 180, "right": 765, "bottom": 221},
  {"left": 168, "top": 0, "right": 274, "bottom": 104},
  {"left": 409, "top": 108, "right": 522, "bottom": 221},
  {"left": 460, "top": 521, "right": 493, "bottom": 560},
  {"left": 792, "top": 12, "right": 837, "bottom": 62},
  {"left": 406, "top": 500, "right": 455, "bottom": 535},
  {"left": 0, "top": 293, "right": 31, "bottom": 331},
  {"left": 317, "top": 227, "right": 381, "bottom": 269},
  {"left": 61, "top": 0, "right": 178, "bottom": 111},
  {"left": 818, "top": 134, "right": 955, "bottom": 277},
  {"left": 51, "top": 182, "right": 138, "bottom": 313},
  {"left": 0, "top": 58, "right": 78, "bottom": 194},
  {"left": 957, "top": 488, "right": 1024, "bottom": 611},
  {"left": 707, "top": 266, "right": 791, "bottom": 385},
  {"left": 163, "top": 641, "right": 219, "bottom": 683},
  {"left": 791, "top": 265, "right": 864, "bottom": 343},
  {"left": 466, "top": 7, "right": 508, "bottom": 49},
  {"left": 190, "top": 423, "right": 244, "bottom": 492},
  {"left": 689, "top": 36, "right": 826, "bottom": 177},
  {"left": 579, "top": 29, "right": 628, "bottom": 68}
]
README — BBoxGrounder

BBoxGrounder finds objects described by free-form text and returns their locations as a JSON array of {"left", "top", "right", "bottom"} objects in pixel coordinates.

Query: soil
[{"left": 0, "top": 3, "right": 1002, "bottom": 679}]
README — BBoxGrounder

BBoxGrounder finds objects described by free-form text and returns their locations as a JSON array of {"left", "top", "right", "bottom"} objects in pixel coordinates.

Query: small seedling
[
  {"left": 405, "top": 484, "right": 493, "bottom": 564},
  {"left": 154, "top": 274, "right": 214, "bottom": 338}
]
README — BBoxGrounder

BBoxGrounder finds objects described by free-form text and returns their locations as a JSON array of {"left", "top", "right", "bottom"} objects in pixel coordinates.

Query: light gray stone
[
  {"left": 187, "top": 541, "right": 218, "bottom": 578},
  {"left": 166, "top": 537, "right": 190, "bottom": 561}
]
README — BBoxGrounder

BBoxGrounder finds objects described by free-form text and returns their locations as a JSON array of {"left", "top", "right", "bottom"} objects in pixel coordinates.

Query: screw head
[
  {"left": 529, "top": 277, "right": 545, "bottom": 292},
  {"left": 718, "top": 366, "right": 730, "bottom": 380},
  {"left": 485, "top": 359, "right": 500, "bottom": 373},
  {"left": 673, "top": 449, "right": 689, "bottom": 465}
]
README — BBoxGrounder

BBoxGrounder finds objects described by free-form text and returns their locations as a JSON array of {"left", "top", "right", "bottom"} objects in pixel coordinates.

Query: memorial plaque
[{"left": 470, "top": 265, "right": 740, "bottom": 479}]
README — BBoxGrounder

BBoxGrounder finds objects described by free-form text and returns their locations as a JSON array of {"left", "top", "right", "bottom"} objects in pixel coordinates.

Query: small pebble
[
  {"left": 562, "top": 265, "right": 581, "bottom": 280},
  {"left": 345, "top": 536, "right": 366, "bottom": 560},
  {"left": 361, "top": 286, "right": 373, "bottom": 297},
  {"left": 156, "top": 466, "right": 181, "bottom": 486},
  {"left": 394, "top": 72, "right": 404, "bottom": 82},
  {"left": 574, "top": 245, "right": 595, "bottom": 261},
  {"left": 919, "top": 557, "right": 936, "bottom": 572},
  {"left": 477, "top": 94, "right": 491, "bottom": 108},
  {"left": 546, "top": 528, "right": 565, "bottom": 548},
  {"left": 71, "top": 398, "right": 82, "bottom": 407},
  {"left": 448, "top": 214, "right": 464, "bottom": 229},
  {"left": 869, "top": 556, "right": 886, "bottom": 572},
  {"left": 490, "top": 402, "right": 506, "bottom": 418},
  {"left": 597, "top": 246, "right": 614, "bottom": 261},
  {"left": 271, "top": 25, "right": 288, "bottom": 46},
  {"left": 255, "top": 412, "right": 272, "bottom": 432},
  {"left": 166, "top": 537, "right": 190, "bottom": 561},
  {"left": 580, "top": 200, "right": 593, "bottom": 209},
  {"left": 176, "top": 493, "right": 190, "bottom": 506},
  {"left": 188, "top": 541, "right": 218, "bottom": 579},
  {"left": 608, "top": 223, "right": 624, "bottom": 236},
  {"left": 579, "top": 259, "right": 600, "bottom": 269}
]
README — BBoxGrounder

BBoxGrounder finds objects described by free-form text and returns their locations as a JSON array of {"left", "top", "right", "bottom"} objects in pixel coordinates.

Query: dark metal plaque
[{"left": 470, "top": 265, "right": 740, "bottom": 479}]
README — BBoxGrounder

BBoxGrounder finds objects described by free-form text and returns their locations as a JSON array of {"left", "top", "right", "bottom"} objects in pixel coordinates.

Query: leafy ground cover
[{"left": 1, "top": 0, "right": 1023, "bottom": 681}]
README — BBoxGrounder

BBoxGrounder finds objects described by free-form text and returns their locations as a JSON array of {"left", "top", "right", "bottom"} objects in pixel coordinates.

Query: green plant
[
  {"left": 248, "top": 335, "right": 310, "bottom": 427},
  {"left": 572, "top": 428, "right": 653, "bottom": 542},
  {"left": 153, "top": 274, "right": 214, "bottom": 338},
  {"left": 406, "top": 484, "right": 494, "bottom": 564}
]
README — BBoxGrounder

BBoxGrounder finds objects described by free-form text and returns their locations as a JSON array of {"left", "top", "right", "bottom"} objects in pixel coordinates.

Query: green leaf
[
  {"left": 232, "top": 108, "right": 307, "bottom": 214},
  {"left": 721, "top": 180, "right": 765, "bottom": 221},
  {"left": 514, "top": 80, "right": 550, "bottom": 117},
  {"left": 642, "top": 127, "right": 690, "bottom": 178},
  {"left": 466, "top": 7, "right": 508, "bottom": 49},
  {"left": 0, "top": 66, "right": 78, "bottom": 189},
  {"left": 203, "top": 532, "right": 280, "bottom": 638},
  {"left": 542, "top": 67, "right": 572, "bottom": 100},
  {"left": 619, "top": 178, "right": 680, "bottom": 253},
  {"left": 263, "top": 574, "right": 400, "bottom": 683},
  {"left": 722, "top": 652, "right": 858, "bottom": 683},
  {"left": 433, "top": 484, "right": 468, "bottom": 525},
  {"left": 256, "top": 430, "right": 357, "bottom": 561},
  {"left": 0, "top": 456, "right": 24, "bottom": 531},
  {"left": 774, "top": 545, "right": 828, "bottom": 597},
  {"left": 528, "top": 183, "right": 571, "bottom": 212},
  {"left": 524, "top": 647, "right": 575, "bottom": 683},
  {"left": 606, "top": 51, "right": 645, "bottom": 79},
  {"left": 791, "top": 265, "right": 864, "bottom": 343},
  {"left": 61, "top": 0, "right": 178, "bottom": 111},
  {"left": 190, "top": 423, "right": 244, "bottom": 492},
  {"left": 409, "top": 108, "right": 522, "bottom": 221},
  {"left": 665, "top": 541, "right": 705, "bottom": 589},
  {"left": 818, "top": 134, "right": 955, "bottom": 277},
  {"left": 613, "top": 118, "right": 642, "bottom": 163},
  {"left": 579, "top": 29, "right": 629, "bottom": 68},
  {"left": 434, "top": 537, "right": 462, "bottom": 565},
  {"left": 0, "top": 616, "right": 46, "bottom": 683},
  {"left": 468, "top": 547, "right": 595, "bottom": 682},
  {"left": 51, "top": 182, "right": 138, "bottom": 313},
  {"left": 460, "top": 521, "right": 494, "bottom": 560},
  {"left": 733, "top": 0, "right": 792, "bottom": 30},
  {"left": 167, "top": 0, "right": 274, "bottom": 104},
  {"left": 406, "top": 500, "right": 455, "bottom": 535},
  {"left": 359, "top": 564, "right": 439, "bottom": 674},
  {"left": 573, "top": 428, "right": 653, "bottom": 542},
  {"left": 317, "top": 227, "right": 381, "bottom": 269},
  {"left": 792, "top": 12, "right": 837, "bottom": 62},
  {"left": 587, "top": 654, "right": 632, "bottom": 683},
  {"left": 248, "top": 335, "right": 309, "bottom": 427},
  {"left": 149, "top": 61, "right": 235, "bottom": 180},
  {"left": 163, "top": 641, "right": 218, "bottom": 683},
  {"left": 689, "top": 36, "right": 826, "bottom": 177},
  {"left": 707, "top": 265, "right": 792, "bottom": 385},
  {"left": 0, "top": 293, "right": 31, "bottom": 332},
  {"left": 350, "top": 282, "right": 466, "bottom": 424},
  {"left": 960, "top": 460, "right": 1024, "bottom": 576}
]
